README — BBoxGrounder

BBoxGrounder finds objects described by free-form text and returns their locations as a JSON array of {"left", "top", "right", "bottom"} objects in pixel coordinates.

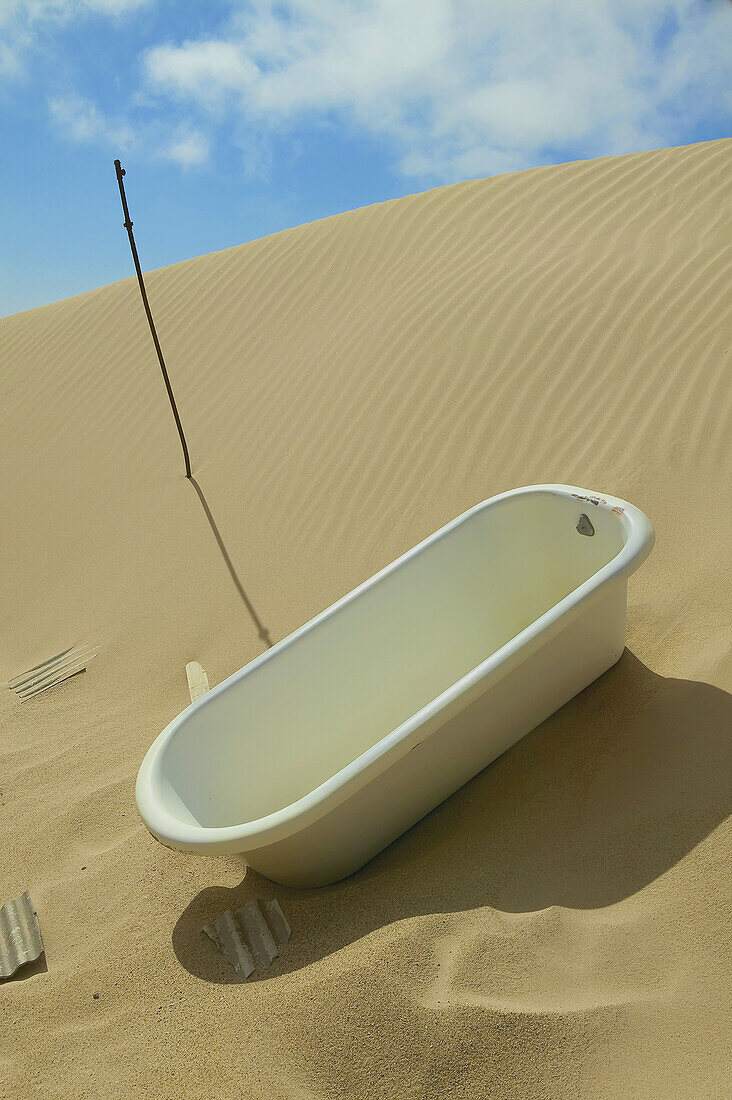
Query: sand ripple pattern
[{"left": 0, "top": 139, "right": 730, "bottom": 1099}]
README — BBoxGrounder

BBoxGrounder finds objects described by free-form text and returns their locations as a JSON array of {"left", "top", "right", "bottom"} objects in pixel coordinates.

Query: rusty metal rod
[{"left": 113, "top": 159, "right": 192, "bottom": 479}]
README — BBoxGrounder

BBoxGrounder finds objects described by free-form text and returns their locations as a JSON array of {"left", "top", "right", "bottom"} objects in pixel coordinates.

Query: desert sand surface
[{"left": 1, "top": 137, "right": 731, "bottom": 1098}]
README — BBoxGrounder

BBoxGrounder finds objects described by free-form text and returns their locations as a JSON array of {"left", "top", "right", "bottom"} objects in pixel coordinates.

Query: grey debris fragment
[
  {"left": 262, "top": 899, "right": 291, "bottom": 945},
  {"left": 8, "top": 643, "right": 99, "bottom": 701},
  {"left": 241, "top": 900, "right": 278, "bottom": 967},
  {"left": 203, "top": 909, "right": 255, "bottom": 978},
  {"left": 203, "top": 899, "right": 290, "bottom": 978},
  {"left": 0, "top": 892, "right": 44, "bottom": 979}
]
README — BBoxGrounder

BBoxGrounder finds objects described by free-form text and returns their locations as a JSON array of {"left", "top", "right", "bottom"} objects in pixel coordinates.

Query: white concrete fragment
[
  {"left": 186, "top": 661, "right": 210, "bottom": 703},
  {"left": 0, "top": 892, "right": 44, "bottom": 979}
]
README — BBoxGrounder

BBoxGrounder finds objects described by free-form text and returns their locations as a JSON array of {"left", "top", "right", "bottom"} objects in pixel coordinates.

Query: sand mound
[{"left": 1, "top": 138, "right": 730, "bottom": 1098}]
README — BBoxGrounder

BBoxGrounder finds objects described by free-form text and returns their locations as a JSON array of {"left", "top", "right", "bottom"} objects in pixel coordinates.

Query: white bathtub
[{"left": 136, "top": 485, "right": 654, "bottom": 887}]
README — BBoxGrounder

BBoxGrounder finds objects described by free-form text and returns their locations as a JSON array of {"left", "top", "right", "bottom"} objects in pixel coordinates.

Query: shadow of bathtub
[{"left": 171, "top": 650, "right": 731, "bottom": 983}]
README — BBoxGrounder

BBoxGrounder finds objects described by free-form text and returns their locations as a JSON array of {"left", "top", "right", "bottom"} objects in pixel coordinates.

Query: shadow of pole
[
  {"left": 171, "top": 650, "right": 732, "bottom": 984},
  {"left": 188, "top": 475, "right": 274, "bottom": 650},
  {"left": 113, "top": 160, "right": 274, "bottom": 653}
]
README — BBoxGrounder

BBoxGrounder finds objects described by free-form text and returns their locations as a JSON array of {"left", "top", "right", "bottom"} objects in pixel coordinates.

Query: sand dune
[{"left": 1, "top": 138, "right": 730, "bottom": 1097}]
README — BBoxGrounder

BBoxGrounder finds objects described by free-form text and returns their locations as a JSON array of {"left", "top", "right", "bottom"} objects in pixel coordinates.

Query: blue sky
[{"left": 1, "top": 0, "right": 730, "bottom": 318}]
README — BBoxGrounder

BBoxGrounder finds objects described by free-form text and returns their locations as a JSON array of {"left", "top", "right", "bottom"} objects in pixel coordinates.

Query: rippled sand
[{"left": 1, "top": 137, "right": 730, "bottom": 1098}]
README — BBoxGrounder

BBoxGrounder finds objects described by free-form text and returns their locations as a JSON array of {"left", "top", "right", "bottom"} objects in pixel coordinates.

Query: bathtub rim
[{"left": 135, "top": 484, "right": 654, "bottom": 855}]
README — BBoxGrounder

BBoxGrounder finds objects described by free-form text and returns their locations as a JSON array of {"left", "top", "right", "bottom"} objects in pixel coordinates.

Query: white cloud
[
  {"left": 3, "top": 0, "right": 151, "bottom": 18},
  {"left": 0, "top": 0, "right": 154, "bottom": 79},
  {"left": 146, "top": 40, "right": 258, "bottom": 109},
  {"left": 49, "top": 93, "right": 136, "bottom": 149},
  {"left": 81, "top": 0, "right": 151, "bottom": 10},
  {"left": 142, "top": 0, "right": 732, "bottom": 180},
  {"left": 48, "top": 95, "right": 212, "bottom": 168},
  {"left": 163, "top": 127, "right": 210, "bottom": 167}
]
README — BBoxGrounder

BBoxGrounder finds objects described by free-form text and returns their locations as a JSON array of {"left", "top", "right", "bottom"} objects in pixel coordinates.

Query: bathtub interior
[{"left": 154, "top": 491, "right": 626, "bottom": 828}]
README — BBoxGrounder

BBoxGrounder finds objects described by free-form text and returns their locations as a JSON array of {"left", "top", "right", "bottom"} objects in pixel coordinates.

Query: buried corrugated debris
[
  {"left": 203, "top": 899, "right": 291, "bottom": 978},
  {"left": 8, "top": 643, "right": 99, "bottom": 701},
  {"left": 0, "top": 892, "right": 44, "bottom": 979}
]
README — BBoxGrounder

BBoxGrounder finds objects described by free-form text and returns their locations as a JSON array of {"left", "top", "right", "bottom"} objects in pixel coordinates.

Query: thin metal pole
[{"left": 113, "top": 159, "right": 192, "bottom": 479}]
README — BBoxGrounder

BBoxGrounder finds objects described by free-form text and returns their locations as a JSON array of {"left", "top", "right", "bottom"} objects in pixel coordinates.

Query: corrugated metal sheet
[
  {"left": 0, "top": 892, "right": 44, "bottom": 979},
  {"left": 8, "top": 643, "right": 99, "bottom": 701},
  {"left": 203, "top": 899, "right": 291, "bottom": 978}
]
